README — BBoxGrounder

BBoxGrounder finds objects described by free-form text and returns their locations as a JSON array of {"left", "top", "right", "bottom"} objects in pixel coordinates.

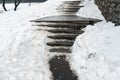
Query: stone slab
[{"left": 32, "top": 15, "right": 102, "bottom": 23}]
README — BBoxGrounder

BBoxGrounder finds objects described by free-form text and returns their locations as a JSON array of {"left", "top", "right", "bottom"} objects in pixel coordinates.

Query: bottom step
[{"left": 49, "top": 48, "right": 71, "bottom": 53}]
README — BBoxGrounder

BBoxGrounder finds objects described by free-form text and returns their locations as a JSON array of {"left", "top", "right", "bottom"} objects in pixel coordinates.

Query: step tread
[
  {"left": 62, "top": 1, "right": 81, "bottom": 5},
  {"left": 31, "top": 15, "right": 101, "bottom": 24},
  {"left": 57, "top": 7, "right": 79, "bottom": 11},
  {"left": 34, "top": 22, "right": 87, "bottom": 25},
  {"left": 47, "top": 29, "right": 84, "bottom": 34},
  {"left": 47, "top": 34, "right": 78, "bottom": 40},
  {"left": 33, "top": 23, "right": 87, "bottom": 29},
  {"left": 49, "top": 48, "right": 71, "bottom": 53},
  {"left": 57, "top": 9, "right": 79, "bottom": 12},
  {"left": 47, "top": 41, "right": 74, "bottom": 47},
  {"left": 57, "top": 8, "right": 80, "bottom": 10},
  {"left": 58, "top": 5, "right": 83, "bottom": 9}
]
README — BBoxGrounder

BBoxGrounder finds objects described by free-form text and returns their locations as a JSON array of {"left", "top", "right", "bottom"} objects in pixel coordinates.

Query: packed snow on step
[{"left": 0, "top": 0, "right": 120, "bottom": 80}]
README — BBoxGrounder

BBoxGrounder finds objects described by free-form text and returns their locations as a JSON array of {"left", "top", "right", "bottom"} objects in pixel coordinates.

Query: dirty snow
[{"left": 0, "top": 0, "right": 120, "bottom": 80}]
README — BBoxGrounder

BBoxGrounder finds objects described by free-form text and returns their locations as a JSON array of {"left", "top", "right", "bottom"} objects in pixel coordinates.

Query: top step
[{"left": 57, "top": 0, "right": 83, "bottom": 14}]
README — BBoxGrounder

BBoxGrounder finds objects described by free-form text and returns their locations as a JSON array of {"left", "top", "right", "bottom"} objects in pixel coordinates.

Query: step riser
[
  {"left": 58, "top": 8, "right": 80, "bottom": 10},
  {"left": 47, "top": 35, "right": 77, "bottom": 40},
  {"left": 34, "top": 23, "right": 86, "bottom": 29},
  {"left": 47, "top": 42, "right": 73, "bottom": 47},
  {"left": 57, "top": 11, "right": 79, "bottom": 13},
  {"left": 36, "top": 25, "right": 84, "bottom": 29},
  {"left": 58, "top": 5, "right": 83, "bottom": 9},
  {"left": 49, "top": 48, "right": 71, "bottom": 53},
  {"left": 62, "top": 1, "right": 81, "bottom": 3},
  {"left": 33, "top": 20, "right": 90, "bottom": 23},
  {"left": 57, "top": 9, "right": 79, "bottom": 12},
  {"left": 62, "top": 2, "right": 81, "bottom": 6},
  {"left": 47, "top": 44, "right": 73, "bottom": 47},
  {"left": 47, "top": 29, "right": 84, "bottom": 34}
]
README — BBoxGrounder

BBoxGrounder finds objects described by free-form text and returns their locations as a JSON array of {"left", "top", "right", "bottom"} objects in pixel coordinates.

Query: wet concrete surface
[
  {"left": 49, "top": 55, "right": 77, "bottom": 80},
  {"left": 32, "top": 15, "right": 101, "bottom": 23}
]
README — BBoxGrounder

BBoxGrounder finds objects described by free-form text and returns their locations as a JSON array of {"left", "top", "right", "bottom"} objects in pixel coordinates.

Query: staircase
[
  {"left": 46, "top": 25, "right": 84, "bottom": 53},
  {"left": 32, "top": 18, "right": 100, "bottom": 54},
  {"left": 57, "top": 0, "right": 83, "bottom": 15},
  {"left": 31, "top": 0, "right": 101, "bottom": 80}
]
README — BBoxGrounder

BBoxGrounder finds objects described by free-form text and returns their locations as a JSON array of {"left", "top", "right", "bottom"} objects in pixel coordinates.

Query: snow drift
[{"left": 71, "top": 21, "right": 120, "bottom": 80}]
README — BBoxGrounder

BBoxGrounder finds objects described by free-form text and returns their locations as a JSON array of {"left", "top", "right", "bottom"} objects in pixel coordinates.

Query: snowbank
[
  {"left": 71, "top": 21, "right": 120, "bottom": 80},
  {"left": 0, "top": 1, "right": 60, "bottom": 80}
]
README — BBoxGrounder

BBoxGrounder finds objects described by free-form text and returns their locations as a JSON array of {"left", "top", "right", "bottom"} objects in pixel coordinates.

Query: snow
[
  {"left": 0, "top": 0, "right": 120, "bottom": 80},
  {"left": 71, "top": 22, "right": 120, "bottom": 80},
  {"left": 77, "top": 0, "right": 104, "bottom": 20}
]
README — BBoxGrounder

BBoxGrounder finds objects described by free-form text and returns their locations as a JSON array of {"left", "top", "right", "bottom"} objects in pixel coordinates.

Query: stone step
[
  {"left": 57, "top": 7, "right": 80, "bottom": 12},
  {"left": 57, "top": 9, "right": 79, "bottom": 13},
  {"left": 49, "top": 48, "right": 71, "bottom": 53},
  {"left": 33, "top": 23, "right": 87, "bottom": 29},
  {"left": 31, "top": 15, "right": 98, "bottom": 23},
  {"left": 34, "top": 22, "right": 87, "bottom": 26},
  {"left": 62, "top": 3, "right": 80, "bottom": 6},
  {"left": 57, "top": 9, "right": 79, "bottom": 12},
  {"left": 47, "top": 41, "right": 74, "bottom": 47},
  {"left": 58, "top": 12, "right": 77, "bottom": 15},
  {"left": 47, "top": 28, "right": 84, "bottom": 34},
  {"left": 47, "top": 34, "right": 78, "bottom": 40},
  {"left": 62, "top": 1, "right": 81, "bottom": 5},
  {"left": 58, "top": 5, "right": 83, "bottom": 9}
]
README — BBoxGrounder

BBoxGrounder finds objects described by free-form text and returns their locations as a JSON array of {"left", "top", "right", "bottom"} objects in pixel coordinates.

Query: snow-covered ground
[{"left": 0, "top": 0, "right": 120, "bottom": 80}]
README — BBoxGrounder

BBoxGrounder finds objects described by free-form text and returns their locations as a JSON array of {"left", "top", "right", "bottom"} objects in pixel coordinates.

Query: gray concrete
[{"left": 32, "top": 15, "right": 101, "bottom": 23}]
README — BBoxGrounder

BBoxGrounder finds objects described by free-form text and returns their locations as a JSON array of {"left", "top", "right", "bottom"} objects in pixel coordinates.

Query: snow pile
[
  {"left": 77, "top": 0, "right": 104, "bottom": 20},
  {"left": 0, "top": 0, "right": 62, "bottom": 80},
  {"left": 71, "top": 21, "right": 120, "bottom": 80}
]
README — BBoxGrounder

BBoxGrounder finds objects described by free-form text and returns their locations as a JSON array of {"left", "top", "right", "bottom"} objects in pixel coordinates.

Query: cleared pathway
[{"left": 32, "top": 0, "right": 101, "bottom": 80}]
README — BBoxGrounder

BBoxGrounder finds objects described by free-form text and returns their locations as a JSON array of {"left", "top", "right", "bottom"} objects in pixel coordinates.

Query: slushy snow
[{"left": 0, "top": 0, "right": 120, "bottom": 80}]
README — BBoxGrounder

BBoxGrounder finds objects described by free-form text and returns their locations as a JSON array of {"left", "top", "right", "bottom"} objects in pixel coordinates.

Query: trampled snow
[{"left": 0, "top": 0, "right": 120, "bottom": 80}]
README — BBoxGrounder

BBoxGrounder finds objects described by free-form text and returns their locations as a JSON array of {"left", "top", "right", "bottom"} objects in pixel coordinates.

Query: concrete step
[
  {"left": 62, "top": 1, "right": 81, "bottom": 6},
  {"left": 47, "top": 41, "right": 74, "bottom": 47},
  {"left": 58, "top": 12, "right": 76, "bottom": 15},
  {"left": 57, "top": 9, "right": 79, "bottom": 12},
  {"left": 33, "top": 23, "right": 87, "bottom": 29},
  {"left": 57, "top": 8, "right": 79, "bottom": 13},
  {"left": 47, "top": 28, "right": 84, "bottom": 34},
  {"left": 57, "top": 7, "right": 80, "bottom": 12},
  {"left": 31, "top": 15, "right": 102, "bottom": 25},
  {"left": 47, "top": 34, "right": 78, "bottom": 40},
  {"left": 49, "top": 48, "right": 71, "bottom": 53},
  {"left": 60, "top": 2, "right": 81, "bottom": 10},
  {"left": 58, "top": 5, "right": 83, "bottom": 9}
]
